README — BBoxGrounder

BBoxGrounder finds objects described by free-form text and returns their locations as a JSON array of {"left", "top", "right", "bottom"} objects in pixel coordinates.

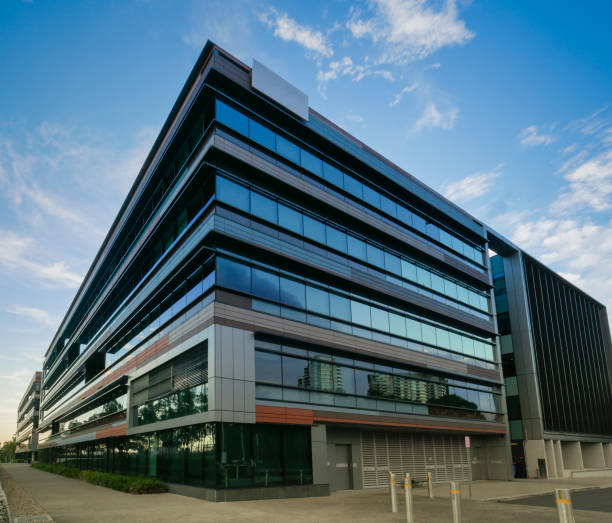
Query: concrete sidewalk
[{"left": 2, "top": 464, "right": 611, "bottom": 523}]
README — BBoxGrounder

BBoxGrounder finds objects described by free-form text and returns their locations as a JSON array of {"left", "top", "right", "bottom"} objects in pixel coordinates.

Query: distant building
[{"left": 15, "top": 371, "right": 42, "bottom": 463}]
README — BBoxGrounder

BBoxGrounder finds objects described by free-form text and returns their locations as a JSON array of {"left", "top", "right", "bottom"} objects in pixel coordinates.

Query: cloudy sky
[{"left": 1, "top": 0, "right": 611, "bottom": 441}]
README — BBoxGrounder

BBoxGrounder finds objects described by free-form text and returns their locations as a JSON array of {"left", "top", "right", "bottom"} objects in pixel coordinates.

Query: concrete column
[
  {"left": 561, "top": 441, "right": 584, "bottom": 471},
  {"left": 311, "top": 424, "right": 328, "bottom": 486},
  {"left": 604, "top": 443, "right": 612, "bottom": 467},
  {"left": 524, "top": 440, "right": 546, "bottom": 478},
  {"left": 545, "top": 440, "right": 557, "bottom": 478},
  {"left": 582, "top": 442, "right": 605, "bottom": 469},
  {"left": 554, "top": 440, "right": 566, "bottom": 477}
]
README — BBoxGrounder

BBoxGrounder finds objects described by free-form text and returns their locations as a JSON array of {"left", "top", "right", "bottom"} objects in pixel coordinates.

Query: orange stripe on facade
[
  {"left": 256, "top": 406, "right": 313, "bottom": 425},
  {"left": 77, "top": 334, "right": 170, "bottom": 402},
  {"left": 96, "top": 424, "right": 127, "bottom": 439}
]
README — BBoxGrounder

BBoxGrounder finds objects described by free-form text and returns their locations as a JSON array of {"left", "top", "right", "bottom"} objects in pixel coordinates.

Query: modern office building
[
  {"left": 15, "top": 371, "right": 42, "bottom": 463},
  {"left": 29, "top": 41, "right": 612, "bottom": 498},
  {"left": 488, "top": 232, "right": 612, "bottom": 479}
]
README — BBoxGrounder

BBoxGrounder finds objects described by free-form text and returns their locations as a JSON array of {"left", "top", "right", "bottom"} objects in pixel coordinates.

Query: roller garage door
[{"left": 360, "top": 431, "right": 471, "bottom": 488}]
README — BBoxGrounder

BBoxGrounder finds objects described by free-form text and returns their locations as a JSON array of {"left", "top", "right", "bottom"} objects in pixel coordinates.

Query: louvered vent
[{"left": 360, "top": 430, "right": 471, "bottom": 488}]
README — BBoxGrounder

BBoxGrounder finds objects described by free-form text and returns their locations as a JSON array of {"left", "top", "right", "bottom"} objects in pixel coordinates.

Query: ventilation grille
[{"left": 360, "top": 430, "right": 471, "bottom": 488}]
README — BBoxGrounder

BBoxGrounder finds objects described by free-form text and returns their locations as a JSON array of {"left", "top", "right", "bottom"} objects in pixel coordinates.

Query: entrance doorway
[{"left": 332, "top": 444, "right": 352, "bottom": 491}]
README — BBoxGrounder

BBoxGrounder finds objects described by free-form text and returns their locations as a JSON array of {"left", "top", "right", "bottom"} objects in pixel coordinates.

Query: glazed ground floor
[{"left": 37, "top": 420, "right": 511, "bottom": 498}]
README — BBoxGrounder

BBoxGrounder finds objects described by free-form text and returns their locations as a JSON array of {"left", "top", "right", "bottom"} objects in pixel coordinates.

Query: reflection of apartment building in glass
[
  {"left": 26, "top": 40, "right": 611, "bottom": 498},
  {"left": 16, "top": 371, "right": 42, "bottom": 462},
  {"left": 489, "top": 234, "right": 612, "bottom": 479}
]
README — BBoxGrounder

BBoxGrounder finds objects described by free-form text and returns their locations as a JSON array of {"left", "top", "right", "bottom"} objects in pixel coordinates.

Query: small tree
[{"left": 0, "top": 438, "right": 17, "bottom": 462}]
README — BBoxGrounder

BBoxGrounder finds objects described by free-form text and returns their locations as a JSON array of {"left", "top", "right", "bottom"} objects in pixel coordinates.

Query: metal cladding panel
[{"left": 252, "top": 59, "right": 309, "bottom": 121}]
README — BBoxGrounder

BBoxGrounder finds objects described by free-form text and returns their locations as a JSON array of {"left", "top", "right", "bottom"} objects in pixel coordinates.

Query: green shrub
[{"left": 31, "top": 462, "right": 167, "bottom": 494}]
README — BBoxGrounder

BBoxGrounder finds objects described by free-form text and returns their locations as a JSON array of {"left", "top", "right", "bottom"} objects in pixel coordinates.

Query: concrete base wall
[
  {"left": 553, "top": 440, "right": 565, "bottom": 477},
  {"left": 544, "top": 440, "right": 557, "bottom": 478},
  {"left": 582, "top": 442, "right": 605, "bottom": 469},
  {"left": 561, "top": 441, "right": 584, "bottom": 471},
  {"left": 524, "top": 440, "right": 547, "bottom": 478},
  {"left": 605, "top": 443, "right": 612, "bottom": 467},
  {"left": 167, "top": 482, "right": 330, "bottom": 501}
]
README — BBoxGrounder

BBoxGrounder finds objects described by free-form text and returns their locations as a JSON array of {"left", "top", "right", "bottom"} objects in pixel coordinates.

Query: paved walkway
[
  {"left": 414, "top": 476, "right": 612, "bottom": 501},
  {"left": 3, "top": 464, "right": 612, "bottom": 522}
]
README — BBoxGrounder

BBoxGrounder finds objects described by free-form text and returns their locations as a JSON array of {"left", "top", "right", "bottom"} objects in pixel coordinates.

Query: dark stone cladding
[{"left": 167, "top": 482, "right": 330, "bottom": 502}]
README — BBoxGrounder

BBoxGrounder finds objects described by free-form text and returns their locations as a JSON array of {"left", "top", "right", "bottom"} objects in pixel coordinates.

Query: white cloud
[
  {"left": 0, "top": 228, "right": 82, "bottom": 288},
  {"left": 425, "top": 62, "right": 441, "bottom": 70},
  {"left": 440, "top": 164, "right": 502, "bottom": 203},
  {"left": 346, "top": 0, "right": 474, "bottom": 65},
  {"left": 316, "top": 56, "right": 394, "bottom": 97},
  {"left": 259, "top": 8, "right": 333, "bottom": 57},
  {"left": 346, "top": 112, "right": 364, "bottom": 123},
  {"left": 389, "top": 82, "right": 419, "bottom": 107},
  {"left": 6, "top": 305, "right": 58, "bottom": 327},
  {"left": 412, "top": 103, "right": 458, "bottom": 132},
  {"left": 519, "top": 125, "right": 555, "bottom": 146},
  {"left": 551, "top": 149, "right": 612, "bottom": 214}
]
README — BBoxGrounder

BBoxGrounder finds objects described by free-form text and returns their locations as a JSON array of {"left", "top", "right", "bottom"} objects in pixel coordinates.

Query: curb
[
  {"left": 489, "top": 483, "right": 612, "bottom": 503},
  {"left": 0, "top": 480, "right": 12, "bottom": 523}
]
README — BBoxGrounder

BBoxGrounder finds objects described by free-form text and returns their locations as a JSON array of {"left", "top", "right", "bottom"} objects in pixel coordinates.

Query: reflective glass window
[
  {"left": 355, "top": 369, "right": 372, "bottom": 396},
  {"left": 412, "top": 214, "right": 427, "bottom": 234},
  {"left": 303, "top": 215, "right": 325, "bottom": 244},
  {"left": 351, "top": 300, "right": 371, "bottom": 327},
  {"left": 250, "top": 192, "right": 277, "bottom": 223},
  {"left": 389, "top": 313, "right": 406, "bottom": 337},
  {"left": 457, "top": 285, "right": 469, "bottom": 304},
  {"left": 380, "top": 195, "right": 397, "bottom": 217},
  {"left": 276, "top": 135, "right": 300, "bottom": 164},
  {"left": 366, "top": 244, "right": 384, "bottom": 268},
  {"left": 347, "top": 236, "right": 367, "bottom": 260},
  {"left": 334, "top": 366, "right": 355, "bottom": 395},
  {"left": 406, "top": 318, "right": 422, "bottom": 341},
  {"left": 444, "top": 280, "right": 458, "bottom": 300},
  {"left": 439, "top": 230, "right": 453, "bottom": 248},
  {"left": 216, "top": 100, "right": 248, "bottom": 135},
  {"left": 300, "top": 149, "right": 323, "bottom": 176},
  {"left": 217, "top": 177, "right": 249, "bottom": 212},
  {"left": 344, "top": 175, "right": 363, "bottom": 199},
  {"left": 323, "top": 162, "right": 343, "bottom": 187},
  {"left": 401, "top": 259, "right": 417, "bottom": 281},
  {"left": 280, "top": 278, "right": 306, "bottom": 309},
  {"left": 431, "top": 274, "right": 445, "bottom": 294},
  {"left": 416, "top": 266, "right": 431, "bottom": 288},
  {"left": 306, "top": 286, "right": 329, "bottom": 316},
  {"left": 384, "top": 252, "right": 401, "bottom": 275},
  {"left": 426, "top": 223, "right": 440, "bottom": 242},
  {"left": 462, "top": 336, "right": 475, "bottom": 356},
  {"left": 249, "top": 119, "right": 275, "bottom": 150},
  {"left": 422, "top": 324, "right": 436, "bottom": 345},
  {"left": 326, "top": 225, "right": 347, "bottom": 253},
  {"left": 371, "top": 307, "right": 389, "bottom": 332},
  {"left": 397, "top": 206, "right": 413, "bottom": 227},
  {"left": 252, "top": 269, "right": 280, "bottom": 302},
  {"left": 255, "top": 351, "right": 282, "bottom": 385},
  {"left": 330, "top": 294, "right": 351, "bottom": 322},
  {"left": 435, "top": 328, "right": 450, "bottom": 349},
  {"left": 282, "top": 356, "right": 308, "bottom": 387},
  {"left": 363, "top": 185, "right": 380, "bottom": 208},
  {"left": 217, "top": 258, "right": 250, "bottom": 293},
  {"left": 278, "top": 204, "right": 303, "bottom": 234}
]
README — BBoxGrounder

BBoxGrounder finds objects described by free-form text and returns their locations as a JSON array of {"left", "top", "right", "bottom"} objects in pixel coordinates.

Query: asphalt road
[{"left": 503, "top": 487, "right": 612, "bottom": 513}]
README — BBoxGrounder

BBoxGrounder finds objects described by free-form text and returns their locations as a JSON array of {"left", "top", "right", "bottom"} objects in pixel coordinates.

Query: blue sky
[{"left": 1, "top": 0, "right": 611, "bottom": 441}]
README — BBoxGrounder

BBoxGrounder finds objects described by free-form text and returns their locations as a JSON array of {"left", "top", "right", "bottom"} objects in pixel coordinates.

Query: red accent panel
[{"left": 256, "top": 405, "right": 313, "bottom": 425}]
